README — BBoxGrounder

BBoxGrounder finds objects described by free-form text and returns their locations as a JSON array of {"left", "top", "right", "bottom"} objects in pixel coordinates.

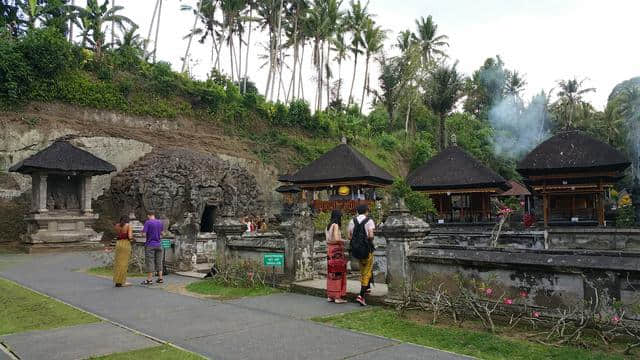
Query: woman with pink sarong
[{"left": 326, "top": 210, "right": 347, "bottom": 303}]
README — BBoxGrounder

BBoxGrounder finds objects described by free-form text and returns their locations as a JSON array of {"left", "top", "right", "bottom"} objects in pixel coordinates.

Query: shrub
[
  {"left": 149, "top": 61, "right": 178, "bottom": 94},
  {"left": 19, "top": 27, "right": 77, "bottom": 78},
  {"left": 391, "top": 178, "right": 435, "bottom": 218},
  {"left": 410, "top": 134, "right": 436, "bottom": 170},
  {"left": 0, "top": 36, "right": 32, "bottom": 104},
  {"left": 377, "top": 133, "right": 398, "bottom": 151},
  {"left": 616, "top": 195, "right": 635, "bottom": 227},
  {"left": 54, "top": 71, "right": 127, "bottom": 110},
  {"left": 367, "top": 105, "right": 390, "bottom": 135},
  {"left": 287, "top": 99, "right": 312, "bottom": 128},
  {"left": 272, "top": 102, "right": 288, "bottom": 126}
]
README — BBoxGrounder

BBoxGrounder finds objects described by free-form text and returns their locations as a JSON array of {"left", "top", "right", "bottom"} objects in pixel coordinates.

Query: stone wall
[
  {"left": 382, "top": 202, "right": 640, "bottom": 320},
  {"left": 101, "top": 147, "right": 265, "bottom": 225}
]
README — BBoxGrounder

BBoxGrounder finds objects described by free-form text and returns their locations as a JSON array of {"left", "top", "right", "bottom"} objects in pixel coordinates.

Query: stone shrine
[{"left": 9, "top": 140, "right": 116, "bottom": 252}]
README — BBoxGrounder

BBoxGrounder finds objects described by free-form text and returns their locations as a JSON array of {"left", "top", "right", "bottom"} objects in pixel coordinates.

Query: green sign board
[
  {"left": 161, "top": 239, "right": 172, "bottom": 249},
  {"left": 263, "top": 253, "right": 284, "bottom": 267}
]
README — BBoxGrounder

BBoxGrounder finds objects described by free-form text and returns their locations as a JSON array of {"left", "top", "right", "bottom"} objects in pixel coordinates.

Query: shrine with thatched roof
[
  {"left": 517, "top": 131, "right": 630, "bottom": 227},
  {"left": 9, "top": 140, "right": 116, "bottom": 252},
  {"left": 407, "top": 142, "right": 510, "bottom": 224},
  {"left": 280, "top": 139, "right": 393, "bottom": 213}
]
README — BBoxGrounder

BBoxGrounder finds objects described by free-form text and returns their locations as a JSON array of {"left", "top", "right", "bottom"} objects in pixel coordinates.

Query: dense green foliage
[
  {"left": 2, "top": 1, "right": 638, "bottom": 185},
  {"left": 390, "top": 178, "right": 436, "bottom": 217}
]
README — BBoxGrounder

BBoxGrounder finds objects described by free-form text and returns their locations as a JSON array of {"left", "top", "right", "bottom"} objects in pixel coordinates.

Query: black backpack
[{"left": 351, "top": 217, "right": 372, "bottom": 260}]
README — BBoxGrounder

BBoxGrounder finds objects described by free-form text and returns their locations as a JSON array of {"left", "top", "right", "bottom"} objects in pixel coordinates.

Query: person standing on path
[
  {"left": 141, "top": 212, "right": 164, "bottom": 285},
  {"left": 113, "top": 215, "right": 133, "bottom": 287},
  {"left": 348, "top": 204, "right": 376, "bottom": 306},
  {"left": 326, "top": 209, "right": 347, "bottom": 304}
]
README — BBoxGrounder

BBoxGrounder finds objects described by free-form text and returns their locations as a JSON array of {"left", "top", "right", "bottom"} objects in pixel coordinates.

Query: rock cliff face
[{"left": 102, "top": 147, "right": 265, "bottom": 226}]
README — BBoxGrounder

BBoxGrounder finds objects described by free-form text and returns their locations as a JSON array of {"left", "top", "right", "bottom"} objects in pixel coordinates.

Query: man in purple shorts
[{"left": 141, "top": 211, "right": 164, "bottom": 285}]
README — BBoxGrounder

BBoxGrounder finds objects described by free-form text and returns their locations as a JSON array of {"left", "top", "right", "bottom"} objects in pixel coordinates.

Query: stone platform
[{"left": 292, "top": 278, "right": 388, "bottom": 305}]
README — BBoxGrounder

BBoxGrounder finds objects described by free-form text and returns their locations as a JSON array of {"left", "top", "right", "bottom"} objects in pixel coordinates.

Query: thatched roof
[
  {"left": 517, "top": 131, "right": 630, "bottom": 175},
  {"left": 407, "top": 146, "right": 509, "bottom": 191},
  {"left": 290, "top": 143, "right": 393, "bottom": 185},
  {"left": 9, "top": 140, "right": 116, "bottom": 175},
  {"left": 494, "top": 180, "right": 531, "bottom": 197}
]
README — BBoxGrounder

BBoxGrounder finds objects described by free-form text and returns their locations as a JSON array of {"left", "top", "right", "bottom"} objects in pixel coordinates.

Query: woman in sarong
[
  {"left": 113, "top": 215, "right": 133, "bottom": 287},
  {"left": 326, "top": 210, "right": 347, "bottom": 303}
]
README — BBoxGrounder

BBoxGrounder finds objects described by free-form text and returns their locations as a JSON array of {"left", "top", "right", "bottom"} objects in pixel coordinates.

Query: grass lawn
[
  {"left": 0, "top": 277, "right": 99, "bottom": 335},
  {"left": 185, "top": 279, "right": 281, "bottom": 300},
  {"left": 86, "top": 266, "right": 146, "bottom": 278},
  {"left": 89, "top": 345, "right": 205, "bottom": 360},
  {"left": 315, "top": 308, "right": 633, "bottom": 360}
]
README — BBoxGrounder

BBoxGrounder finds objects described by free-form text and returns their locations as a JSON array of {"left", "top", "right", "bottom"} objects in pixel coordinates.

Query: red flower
[
  {"left": 519, "top": 290, "right": 528, "bottom": 298},
  {"left": 503, "top": 298, "right": 514, "bottom": 305},
  {"left": 485, "top": 288, "right": 494, "bottom": 297},
  {"left": 612, "top": 315, "right": 621, "bottom": 325},
  {"left": 532, "top": 311, "right": 541, "bottom": 318}
]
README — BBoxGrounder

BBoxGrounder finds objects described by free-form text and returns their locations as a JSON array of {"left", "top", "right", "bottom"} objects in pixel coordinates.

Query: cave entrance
[{"left": 200, "top": 205, "right": 216, "bottom": 233}]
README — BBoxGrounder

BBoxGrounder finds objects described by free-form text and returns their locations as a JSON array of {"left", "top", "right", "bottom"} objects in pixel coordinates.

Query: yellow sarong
[
  {"left": 113, "top": 240, "right": 131, "bottom": 285},
  {"left": 359, "top": 252, "right": 374, "bottom": 286}
]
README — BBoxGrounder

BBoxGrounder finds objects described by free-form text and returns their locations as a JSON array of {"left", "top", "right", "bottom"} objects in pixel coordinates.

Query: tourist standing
[
  {"left": 326, "top": 210, "right": 347, "bottom": 304},
  {"left": 348, "top": 204, "right": 376, "bottom": 306},
  {"left": 141, "top": 211, "right": 164, "bottom": 285},
  {"left": 113, "top": 215, "right": 133, "bottom": 288}
]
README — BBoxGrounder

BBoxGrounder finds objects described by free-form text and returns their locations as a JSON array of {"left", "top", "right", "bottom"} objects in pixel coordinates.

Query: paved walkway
[{"left": 0, "top": 253, "right": 471, "bottom": 360}]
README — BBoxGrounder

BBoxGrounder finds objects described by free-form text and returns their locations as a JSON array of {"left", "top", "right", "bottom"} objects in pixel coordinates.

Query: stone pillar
[
  {"left": 214, "top": 215, "right": 246, "bottom": 260},
  {"left": 32, "top": 173, "right": 48, "bottom": 213},
  {"left": 279, "top": 204, "right": 314, "bottom": 282},
  {"left": 80, "top": 176, "right": 93, "bottom": 214},
  {"left": 381, "top": 198, "right": 430, "bottom": 301}
]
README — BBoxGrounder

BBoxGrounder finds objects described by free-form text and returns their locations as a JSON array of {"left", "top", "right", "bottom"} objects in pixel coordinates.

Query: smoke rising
[{"left": 489, "top": 92, "right": 551, "bottom": 160}]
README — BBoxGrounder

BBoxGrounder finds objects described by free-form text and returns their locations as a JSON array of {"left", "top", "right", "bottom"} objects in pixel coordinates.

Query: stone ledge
[{"left": 409, "top": 245, "right": 640, "bottom": 271}]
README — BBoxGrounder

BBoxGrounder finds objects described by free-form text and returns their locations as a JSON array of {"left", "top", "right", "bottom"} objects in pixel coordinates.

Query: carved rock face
[{"left": 103, "top": 148, "right": 264, "bottom": 224}]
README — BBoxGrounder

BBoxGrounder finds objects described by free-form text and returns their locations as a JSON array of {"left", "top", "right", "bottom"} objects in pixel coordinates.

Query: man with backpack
[{"left": 348, "top": 204, "right": 376, "bottom": 306}]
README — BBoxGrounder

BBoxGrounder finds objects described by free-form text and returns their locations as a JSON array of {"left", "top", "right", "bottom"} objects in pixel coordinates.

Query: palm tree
[
  {"left": 324, "top": 0, "right": 342, "bottom": 107},
  {"left": 180, "top": 1, "right": 203, "bottom": 73},
  {"left": 423, "top": 62, "right": 465, "bottom": 150},
  {"left": 284, "top": 0, "right": 309, "bottom": 101},
  {"left": 554, "top": 77, "right": 596, "bottom": 129},
  {"left": 331, "top": 28, "right": 349, "bottom": 104},
  {"left": 359, "top": 17, "right": 386, "bottom": 112},
  {"left": 505, "top": 70, "right": 527, "bottom": 97},
  {"left": 345, "top": 0, "right": 368, "bottom": 104},
  {"left": 396, "top": 29, "right": 413, "bottom": 52},
  {"left": 76, "top": 0, "right": 134, "bottom": 59},
  {"left": 412, "top": 15, "right": 448, "bottom": 65},
  {"left": 257, "top": 0, "right": 282, "bottom": 100}
]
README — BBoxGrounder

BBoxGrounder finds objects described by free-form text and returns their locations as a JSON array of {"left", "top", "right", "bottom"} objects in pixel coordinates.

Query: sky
[{"left": 91, "top": 0, "right": 640, "bottom": 111}]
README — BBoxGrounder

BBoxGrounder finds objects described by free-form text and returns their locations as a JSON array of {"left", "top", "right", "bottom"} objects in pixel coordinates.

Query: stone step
[
  {"left": 175, "top": 271, "right": 206, "bottom": 279},
  {"left": 291, "top": 279, "right": 388, "bottom": 306},
  {"left": 194, "top": 263, "right": 212, "bottom": 273}
]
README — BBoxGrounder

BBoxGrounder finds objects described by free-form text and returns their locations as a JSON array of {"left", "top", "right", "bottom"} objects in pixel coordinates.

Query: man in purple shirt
[{"left": 141, "top": 211, "right": 164, "bottom": 285}]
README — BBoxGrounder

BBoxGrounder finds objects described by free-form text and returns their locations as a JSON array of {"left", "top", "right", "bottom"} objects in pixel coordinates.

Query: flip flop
[
  {"left": 141, "top": 280, "right": 153, "bottom": 285},
  {"left": 156, "top": 279, "right": 164, "bottom": 284}
]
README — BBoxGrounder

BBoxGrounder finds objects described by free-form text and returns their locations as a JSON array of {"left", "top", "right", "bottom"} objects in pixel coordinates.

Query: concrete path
[
  {"left": 1, "top": 323, "right": 157, "bottom": 360},
  {"left": 0, "top": 253, "right": 471, "bottom": 360}
]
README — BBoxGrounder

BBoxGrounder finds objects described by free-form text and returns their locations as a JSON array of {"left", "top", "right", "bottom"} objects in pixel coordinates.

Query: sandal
[
  {"left": 156, "top": 279, "right": 164, "bottom": 284},
  {"left": 141, "top": 280, "right": 153, "bottom": 285},
  {"left": 334, "top": 299, "right": 347, "bottom": 304},
  {"left": 327, "top": 297, "right": 334, "bottom": 302}
]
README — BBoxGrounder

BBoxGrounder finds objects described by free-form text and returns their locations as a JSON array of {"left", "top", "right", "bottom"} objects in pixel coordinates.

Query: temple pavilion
[
  {"left": 9, "top": 140, "right": 116, "bottom": 252},
  {"left": 517, "top": 131, "right": 630, "bottom": 227},
  {"left": 407, "top": 143, "right": 510, "bottom": 224},
  {"left": 281, "top": 139, "right": 393, "bottom": 213}
]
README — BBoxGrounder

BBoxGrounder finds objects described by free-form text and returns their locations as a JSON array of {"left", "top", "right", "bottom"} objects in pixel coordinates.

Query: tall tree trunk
[
  {"left": 111, "top": 0, "right": 115, "bottom": 46},
  {"left": 439, "top": 113, "right": 446, "bottom": 150},
  {"left": 229, "top": 36, "right": 235, "bottom": 82},
  {"left": 326, "top": 43, "right": 331, "bottom": 107},
  {"left": 405, "top": 100, "right": 411, "bottom": 134},
  {"left": 348, "top": 49, "right": 358, "bottom": 104},
  {"left": 181, "top": 11, "right": 199, "bottom": 73},
  {"left": 298, "top": 45, "right": 305, "bottom": 99},
  {"left": 243, "top": 6, "right": 252, "bottom": 93},
  {"left": 270, "top": 0, "right": 283, "bottom": 101},
  {"left": 69, "top": 0, "right": 76, "bottom": 42},
  {"left": 360, "top": 55, "right": 369, "bottom": 113},
  {"left": 144, "top": 0, "right": 159, "bottom": 56},
  {"left": 318, "top": 40, "right": 324, "bottom": 111},
  {"left": 337, "top": 58, "right": 342, "bottom": 104},
  {"left": 288, "top": 17, "right": 298, "bottom": 101},
  {"left": 153, "top": 0, "right": 163, "bottom": 63}
]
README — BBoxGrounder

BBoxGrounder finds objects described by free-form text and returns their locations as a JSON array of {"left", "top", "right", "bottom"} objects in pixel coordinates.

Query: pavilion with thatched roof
[
  {"left": 517, "top": 131, "right": 630, "bottom": 227},
  {"left": 9, "top": 140, "right": 116, "bottom": 252},
  {"left": 407, "top": 143, "right": 510, "bottom": 224},
  {"left": 281, "top": 139, "right": 393, "bottom": 213}
]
